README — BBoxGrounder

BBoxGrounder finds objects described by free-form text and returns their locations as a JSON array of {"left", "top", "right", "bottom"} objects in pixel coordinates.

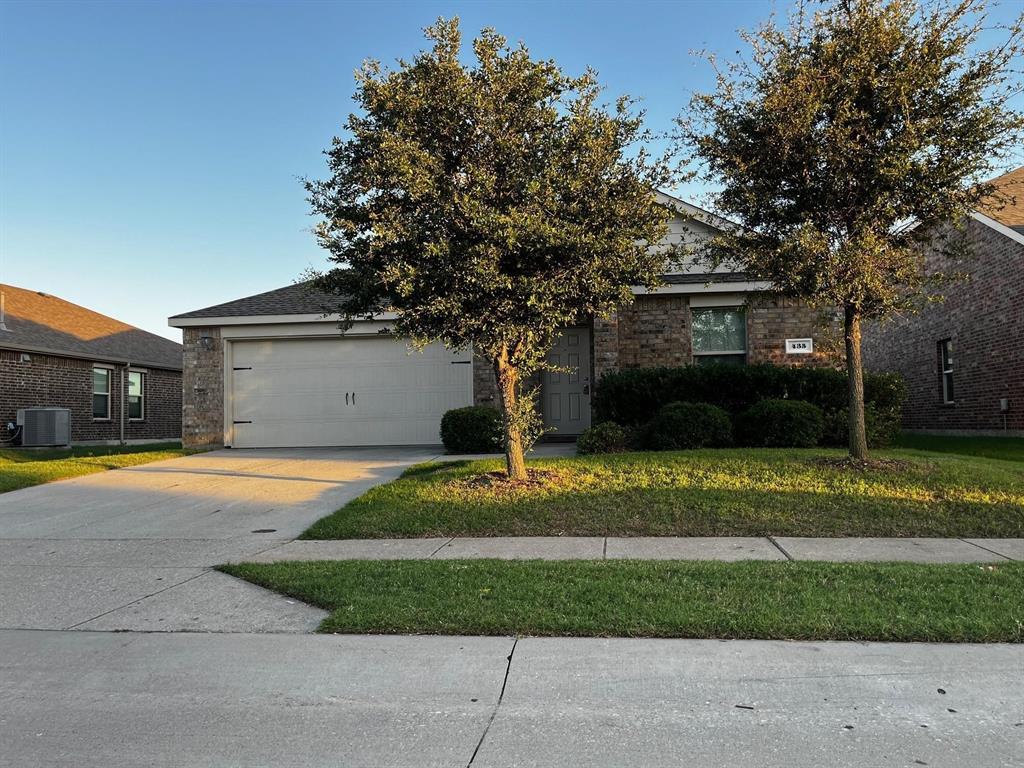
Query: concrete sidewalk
[
  {"left": 243, "top": 535, "right": 1024, "bottom": 563},
  {"left": 3, "top": 629, "right": 1021, "bottom": 767}
]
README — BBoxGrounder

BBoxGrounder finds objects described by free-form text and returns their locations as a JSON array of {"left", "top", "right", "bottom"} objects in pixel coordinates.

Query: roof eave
[{"left": 0, "top": 341, "right": 182, "bottom": 371}]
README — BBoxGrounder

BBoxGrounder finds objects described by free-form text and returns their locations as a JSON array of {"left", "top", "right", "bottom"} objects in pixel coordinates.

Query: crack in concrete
[
  {"left": 767, "top": 536, "right": 794, "bottom": 561},
  {"left": 428, "top": 538, "right": 456, "bottom": 558},
  {"left": 467, "top": 636, "right": 518, "bottom": 767}
]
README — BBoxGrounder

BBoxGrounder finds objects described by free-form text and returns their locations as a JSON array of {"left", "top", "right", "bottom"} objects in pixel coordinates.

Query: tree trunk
[
  {"left": 844, "top": 304, "right": 869, "bottom": 461},
  {"left": 494, "top": 348, "right": 528, "bottom": 481}
]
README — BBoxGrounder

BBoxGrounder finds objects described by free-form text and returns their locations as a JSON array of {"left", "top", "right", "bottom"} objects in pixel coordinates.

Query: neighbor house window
[
  {"left": 939, "top": 339, "right": 954, "bottom": 404},
  {"left": 692, "top": 307, "right": 747, "bottom": 365},
  {"left": 128, "top": 371, "right": 145, "bottom": 420},
  {"left": 92, "top": 367, "right": 111, "bottom": 419}
]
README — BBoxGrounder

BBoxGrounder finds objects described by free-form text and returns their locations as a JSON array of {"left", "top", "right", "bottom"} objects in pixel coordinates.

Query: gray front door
[{"left": 541, "top": 328, "right": 592, "bottom": 436}]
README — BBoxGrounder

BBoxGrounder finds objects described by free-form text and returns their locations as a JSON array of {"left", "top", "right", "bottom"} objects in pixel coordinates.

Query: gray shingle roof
[
  {"left": 0, "top": 284, "right": 182, "bottom": 370},
  {"left": 170, "top": 281, "right": 340, "bottom": 320},
  {"left": 171, "top": 273, "right": 758, "bottom": 323}
]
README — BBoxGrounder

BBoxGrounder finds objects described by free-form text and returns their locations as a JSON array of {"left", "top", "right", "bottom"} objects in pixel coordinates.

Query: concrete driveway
[{"left": 0, "top": 447, "right": 439, "bottom": 632}]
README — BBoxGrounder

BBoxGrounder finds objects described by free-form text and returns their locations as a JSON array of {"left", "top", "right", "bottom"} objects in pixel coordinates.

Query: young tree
[
  {"left": 307, "top": 18, "right": 674, "bottom": 479},
  {"left": 679, "top": 0, "right": 1023, "bottom": 459}
]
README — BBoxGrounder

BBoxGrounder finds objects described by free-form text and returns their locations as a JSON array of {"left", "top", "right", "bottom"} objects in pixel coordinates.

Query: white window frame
[
  {"left": 92, "top": 366, "right": 112, "bottom": 420},
  {"left": 691, "top": 305, "right": 748, "bottom": 363},
  {"left": 127, "top": 370, "right": 146, "bottom": 421},
  {"left": 939, "top": 339, "right": 954, "bottom": 404}
]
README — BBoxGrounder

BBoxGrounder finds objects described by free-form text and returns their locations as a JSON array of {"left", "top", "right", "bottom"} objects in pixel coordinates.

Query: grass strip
[
  {"left": 301, "top": 448, "right": 1024, "bottom": 539},
  {"left": 893, "top": 433, "right": 1024, "bottom": 463},
  {"left": 220, "top": 559, "right": 1024, "bottom": 642},
  {"left": 0, "top": 442, "right": 190, "bottom": 493}
]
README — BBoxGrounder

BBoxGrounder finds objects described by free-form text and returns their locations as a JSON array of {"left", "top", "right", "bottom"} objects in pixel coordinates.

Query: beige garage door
[{"left": 229, "top": 337, "right": 472, "bottom": 448}]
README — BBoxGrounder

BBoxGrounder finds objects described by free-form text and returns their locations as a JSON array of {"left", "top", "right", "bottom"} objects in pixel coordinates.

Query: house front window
[
  {"left": 92, "top": 367, "right": 111, "bottom": 419},
  {"left": 939, "top": 339, "right": 954, "bottom": 404},
  {"left": 128, "top": 371, "right": 145, "bottom": 420},
  {"left": 692, "top": 307, "right": 747, "bottom": 365}
]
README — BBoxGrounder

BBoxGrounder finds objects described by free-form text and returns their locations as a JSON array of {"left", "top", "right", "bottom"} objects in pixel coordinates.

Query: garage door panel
[{"left": 229, "top": 338, "right": 471, "bottom": 448}]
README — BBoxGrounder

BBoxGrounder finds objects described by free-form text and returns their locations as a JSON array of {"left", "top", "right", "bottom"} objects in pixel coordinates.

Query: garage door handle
[
  {"left": 345, "top": 393, "right": 349, "bottom": 405},
  {"left": 352, "top": 392, "right": 356, "bottom": 405},
  {"left": 233, "top": 420, "right": 252, "bottom": 425},
  {"left": 450, "top": 360, "right": 471, "bottom": 365}
]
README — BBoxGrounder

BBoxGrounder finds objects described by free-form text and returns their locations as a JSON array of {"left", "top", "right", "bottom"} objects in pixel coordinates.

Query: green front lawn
[
  {"left": 894, "top": 433, "right": 1024, "bottom": 462},
  {"left": 0, "top": 443, "right": 190, "bottom": 493},
  {"left": 302, "top": 448, "right": 1024, "bottom": 539},
  {"left": 221, "top": 559, "right": 1024, "bottom": 642}
]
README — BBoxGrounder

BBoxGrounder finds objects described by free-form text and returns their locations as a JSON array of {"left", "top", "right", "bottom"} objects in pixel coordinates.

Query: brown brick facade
[
  {"left": 180, "top": 293, "right": 840, "bottom": 446},
  {"left": 472, "top": 349, "right": 499, "bottom": 407},
  {"left": 591, "top": 293, "right": 837, "bottom": 380},
  {"left": 863, "top": 218, "right": 1024, "bottom": 434},
  {"left": 746, "top": 296, "right": 840, "bottom": 367},
  {"left": 181, "top": 327, "right": 225, "bottom": 448},
  {"left": 0, "top": 349, "right": 181, "bottom": 444},
  {"left": 615, "top": 295, "right": 692, "bottom": 369}
]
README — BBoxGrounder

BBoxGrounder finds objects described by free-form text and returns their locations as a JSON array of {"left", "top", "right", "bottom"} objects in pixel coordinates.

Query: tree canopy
[
  {"left": 308, "top": 18, "right": 675, "bottom": 477},
  {"left": 679, "top": 0, "right": 1023, "bottom": 458}
]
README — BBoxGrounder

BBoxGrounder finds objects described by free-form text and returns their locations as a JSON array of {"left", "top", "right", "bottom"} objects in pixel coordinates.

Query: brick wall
[
  {"left": 863, "top": 218, "right": 1024, "bottom": 433},
  {"left": 592, "top": 293, "right": 837, "bottom": 379},
  {"left": 747, "top": 295, "right": 840, "bottom": 367},
  {"left": 0, "top": 349, "right": 181, "bottom": 443},
  {"left": 472, "top": 350, "right": 499, "bottom": 407},
  {"left": 602, "top": 294, "right": 692, "bottom": 370},
  {"left": 181, "top": 327, "right": 225, "bottom": 448}
]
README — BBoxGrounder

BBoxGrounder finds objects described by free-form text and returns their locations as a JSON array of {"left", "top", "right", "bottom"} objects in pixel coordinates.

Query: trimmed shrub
[
  {"left": 592, "top": 363, "right": 904, "bottom": 447},
  {"left": 577, "top": 422, "right": 632, "bottom": 455},
  {"left": 644, "top": 402, "right": 733, "bottom": 451},
  {"left": 440, "top": 406, "right": 503, "bottom": 454},
  {"left": 735, "top": 399, "right": 825, "bottom": 448}
]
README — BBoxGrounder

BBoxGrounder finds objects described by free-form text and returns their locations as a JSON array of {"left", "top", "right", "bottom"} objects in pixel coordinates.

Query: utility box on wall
[{"left": 16, "top": 408, "right": 71, "bottom": 447}]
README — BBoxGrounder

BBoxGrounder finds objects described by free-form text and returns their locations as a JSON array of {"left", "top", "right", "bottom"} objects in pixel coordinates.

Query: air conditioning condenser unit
[{"left": 16, "top": 408, "right": 71, "bottom": 447}]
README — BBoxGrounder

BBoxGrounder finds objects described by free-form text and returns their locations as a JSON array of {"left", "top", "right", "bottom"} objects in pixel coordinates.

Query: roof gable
[{"left": 169, "top": 193, "right": 745, "bottom": 323}]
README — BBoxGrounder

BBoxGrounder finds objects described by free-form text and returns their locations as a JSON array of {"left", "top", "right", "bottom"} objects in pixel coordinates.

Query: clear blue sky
[{"left": 1, "top": 1, "right": 1020, "bottom": 341}]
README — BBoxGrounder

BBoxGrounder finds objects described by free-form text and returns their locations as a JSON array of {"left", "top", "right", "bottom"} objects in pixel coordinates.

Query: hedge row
[
  {"left": 591, "top": 364, "right": 905, "bottom": 447},
  {"left": 579, "top": 398, "right": 828, "bottom": 454}
]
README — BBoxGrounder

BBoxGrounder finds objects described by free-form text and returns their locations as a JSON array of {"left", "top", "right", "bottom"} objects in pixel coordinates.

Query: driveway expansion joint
[{"left": 63, "top": 569, "right": 211, "bottom": 630}]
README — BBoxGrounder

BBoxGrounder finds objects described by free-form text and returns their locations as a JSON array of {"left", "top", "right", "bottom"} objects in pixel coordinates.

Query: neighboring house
[
  {"left": 169, "top": 193, "right": 834, "bottom": 449},
  {"left": 0, "top": 284, "right": 183, "bottom": 445},
  {"left": 863, "top": 167, "right": 1024, "bottom": 436}
]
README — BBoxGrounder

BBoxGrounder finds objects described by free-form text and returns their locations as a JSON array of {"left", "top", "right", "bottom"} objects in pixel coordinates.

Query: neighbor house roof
[
  {"left": 169, "top": 281, "right": 339, "bottom": 320},
  {"left": 0, "top": 284, "right": 182, "bottom": 370},
  {"left": 979, "top": 166, "right": 1024, "bottom": 234}
]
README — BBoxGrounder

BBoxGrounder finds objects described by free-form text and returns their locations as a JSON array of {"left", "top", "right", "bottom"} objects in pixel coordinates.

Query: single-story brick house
[
  {"left": 169, "top": 193, "right": 836, "bottom": 449},
  {"left": 1, "top": 284, "right": 183, "bottom": 445},
  {"left": 863, "top": 167, "right": 1024, "bottom": 436}
]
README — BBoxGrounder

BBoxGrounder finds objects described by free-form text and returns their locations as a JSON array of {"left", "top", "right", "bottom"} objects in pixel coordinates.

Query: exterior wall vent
[{"left": 16, "top": 408, "right": 71, "bottom": 447}]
